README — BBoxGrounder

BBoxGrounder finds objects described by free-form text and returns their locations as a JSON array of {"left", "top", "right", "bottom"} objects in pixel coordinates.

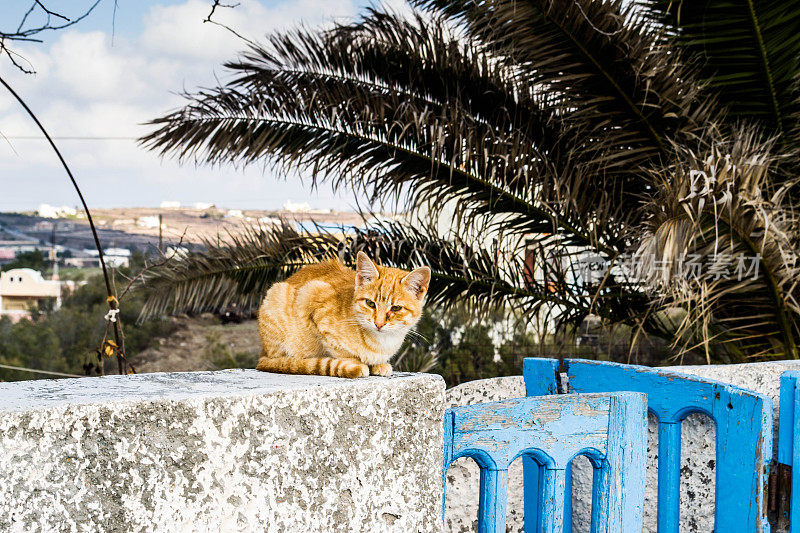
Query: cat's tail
[{"left": 256, "top": 356, "right": 369, "bottom": 379}]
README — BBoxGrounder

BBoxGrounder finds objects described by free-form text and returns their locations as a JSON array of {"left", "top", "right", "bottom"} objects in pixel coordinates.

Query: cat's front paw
[{"left": 370, "top": 363, "right": 392, "bottom": 377}]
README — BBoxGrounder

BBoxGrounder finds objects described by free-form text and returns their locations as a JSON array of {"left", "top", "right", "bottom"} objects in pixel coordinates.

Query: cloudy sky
[{"left": 0, "top": 0, "right": 396, "bottom": 211}]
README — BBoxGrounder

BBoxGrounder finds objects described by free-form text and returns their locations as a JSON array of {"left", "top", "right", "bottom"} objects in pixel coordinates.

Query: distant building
[
  {"left": 34, "top": 220, "right": 74, "bottom": 232},
  {"left": 0, "top": 248, "right": 15, "bottom": 265},
  {"left": 283, "top": 200, "right": 312, "bottom": 213},
  {"left": 164, "top": 246, "right": 190, "bottom": 260},
  {"left": 82, "top": 248, "right": 131, "bottom": 268},
  {"left": 63, "top": 256, "right": 100, "bottom": 269},
  {"left": 160, "top": 201, "right": 181, "bottom": 209},
  {"left": 137, "top": 216, "right": 161, "bottom": 229},
  {"left": 106, "top": 248, "right": 131, "bottom": 268},
  {"left": 37, "top": 204, "right": 77, "bottom": 218},
  {"left": 0, "top": 268, "right": 69, "bottom": 322},
  {"left": 0, "top": 240, "right": 38, "bottom": 254},
  {"left": 226, "top": 209, "right": 244, "bottom": 219},
  {"left": 193, "top": 202, "right": 215, "bottom": 210}
]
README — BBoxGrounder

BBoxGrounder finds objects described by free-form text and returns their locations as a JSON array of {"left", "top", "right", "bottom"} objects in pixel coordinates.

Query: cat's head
[{"left": 352, "top": 251, "right": 430, "bottom": 334}]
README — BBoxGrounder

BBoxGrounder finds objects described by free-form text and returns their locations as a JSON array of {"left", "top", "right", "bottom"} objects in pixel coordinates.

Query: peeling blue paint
[{"left": 443, "top": 393, "right": 647, "bottom": 533}]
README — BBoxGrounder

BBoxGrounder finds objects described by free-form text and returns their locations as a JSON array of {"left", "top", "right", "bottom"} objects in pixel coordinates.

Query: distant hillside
[
  {"left": 0, "top": 207, "right": 374, "bottom": 253},
  {"left": 131, "top": 315, "right": 261, "bottom": 373}
]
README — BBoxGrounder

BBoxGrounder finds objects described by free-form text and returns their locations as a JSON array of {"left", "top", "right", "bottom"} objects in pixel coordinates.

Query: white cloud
[
  {"left": 49, "top": 32, "right": 136, "bottom": 101},
  {"left": 142, "top": 0, "right": 359, "bottom": 62},
  {"left": 0, "top": 0, "right": 370, "bottom": 210}
]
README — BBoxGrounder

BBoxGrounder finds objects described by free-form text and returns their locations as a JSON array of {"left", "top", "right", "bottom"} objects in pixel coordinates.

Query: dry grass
[{"left": 131, "top": 315, "right": 260, "bottom": 373}]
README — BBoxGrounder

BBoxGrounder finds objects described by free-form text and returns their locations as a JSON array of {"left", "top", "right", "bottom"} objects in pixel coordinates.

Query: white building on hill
[
  {"left": 0, "top": 268, "right": 70, "bottom": 322},
  {"left": 82, "top": 248, "right": 131, "bottom": 268},
  {"left": 37, "top": 204, "right": 77, "bottom": 218}
]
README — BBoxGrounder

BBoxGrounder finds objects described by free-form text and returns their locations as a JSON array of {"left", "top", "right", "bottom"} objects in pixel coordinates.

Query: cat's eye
[
  {"left": 364, "top": 299, "right": 376, "bottom": 309},
  {"left": 390, "top": 305, "right": 403, "bottom": 312}
]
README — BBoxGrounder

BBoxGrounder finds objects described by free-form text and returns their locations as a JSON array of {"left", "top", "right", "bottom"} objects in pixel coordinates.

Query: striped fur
[{"left": 256, "top": 356, "right": 369, "bottom": 378}]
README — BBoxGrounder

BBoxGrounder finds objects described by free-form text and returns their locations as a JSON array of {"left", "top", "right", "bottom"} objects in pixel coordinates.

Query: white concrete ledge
[{"left": 0, "top": 370, "right": 445, "bottom": 533}]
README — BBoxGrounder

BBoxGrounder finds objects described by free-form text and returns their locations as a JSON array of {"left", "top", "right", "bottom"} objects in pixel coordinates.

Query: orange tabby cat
[{"left": 255, "top": 251, "right": 431, "bottom": 378}]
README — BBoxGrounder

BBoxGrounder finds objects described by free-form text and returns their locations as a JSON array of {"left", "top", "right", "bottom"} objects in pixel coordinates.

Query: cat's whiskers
[{"left": 405, "top": 330, "right": 429, "bottom": 343}]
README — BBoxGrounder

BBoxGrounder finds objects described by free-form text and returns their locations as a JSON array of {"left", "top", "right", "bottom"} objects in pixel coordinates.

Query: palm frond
[
  {"left": 142, "top": 84, "right": 583, "bottom": 243},
  {"left": 413, "top": 0, "right": 715, "bottom": 167},
  {"left": 141, "top": 7, "right": 706, "bottom": 256},
  {"left": 633, "top": 126, "right": 800, "bottom": 359},
  {"left": 140, "top": 219, "right": 658, "bottom": 338},
  {"left": 642, "top": 0, "right": 800, "bottom": 150}
]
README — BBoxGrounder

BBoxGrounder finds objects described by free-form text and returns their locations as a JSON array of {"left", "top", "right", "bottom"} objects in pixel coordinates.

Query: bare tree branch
[
  {"left": 204, "top": 0, "right": 241, "bottom": 24},
  {"left": 0, "top": 1, "right": 101, "bottom": 73}
]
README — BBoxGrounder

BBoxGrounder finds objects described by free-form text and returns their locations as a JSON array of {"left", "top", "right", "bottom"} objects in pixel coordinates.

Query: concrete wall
[
  {"left": 0, "top": 370, "right": 445, "bottom": 533},
  {"left": 443, "top": 360, "right": 800, "bottom": 533}
]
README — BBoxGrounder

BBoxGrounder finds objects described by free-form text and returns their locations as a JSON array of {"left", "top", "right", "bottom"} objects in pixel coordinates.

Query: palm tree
[{"left": 140, "top": 0, "right": 800, "bottom": 363}]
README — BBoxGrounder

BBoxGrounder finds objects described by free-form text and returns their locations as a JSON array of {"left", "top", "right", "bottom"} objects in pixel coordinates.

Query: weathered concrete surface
[
  {"left": 0, "top": 370, "right": 445, "bottom": 533},
  {"left": 444, "top": 361, "right": 800, "bottom": 533}
]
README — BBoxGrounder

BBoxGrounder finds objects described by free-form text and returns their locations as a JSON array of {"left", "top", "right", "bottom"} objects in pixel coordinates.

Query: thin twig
[
  {"left": 204, "top": 0, "right": 240, "bottom": 23},
  {"left": 202, "top": 0, "right": 257, "bottom": 48},
  {"left": 34, "top": 1, "right": 70, "bottom": 22}
]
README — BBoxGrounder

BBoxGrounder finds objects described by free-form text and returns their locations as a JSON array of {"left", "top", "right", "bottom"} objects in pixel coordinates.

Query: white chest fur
[{"left": 360, "top": 329, "right": 408, "bottom": 365}]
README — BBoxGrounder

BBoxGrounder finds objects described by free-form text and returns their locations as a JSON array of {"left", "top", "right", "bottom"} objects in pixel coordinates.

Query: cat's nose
[{"left": 374, "top": 320, "right": 385, "bottom": 330}]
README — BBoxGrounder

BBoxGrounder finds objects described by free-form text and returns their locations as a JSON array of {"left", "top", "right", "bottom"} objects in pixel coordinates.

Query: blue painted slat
[
  {"left": 521, "top": 358, "right": 560, "bottom": 532},
  {"left": 523, "top": 357, "right": 773, "bottom": 533},
  {"left": 523, "top": 358, "right": 560, "bottom": 395},
  {"left": 793, "top": 382, "right": 800, "bottom": 532},
  {"left": 541, "top": 467, "right": 567, "bottom": 533},
  {"left": 656, "top": 422, "right": 681, "bottom": 533},
  {"left": 522, "top": 456, "right": 544, "bottom": 533},
  {"left": 599, "top": 393, "right": 649, "bottom": 533},
  {"left": 563, "top": 460, "right": 573, "bottom": 533},
  {"left": 443, "top": 406, "right": 454, "bottom": 524},
  {"left": 442, "top": 392, "right": 647, "bottom": 533},
  {"left": 778, "top": 372, "right": 796, "bottom": 471},
  {"left": 479, "top": 468, "right": 509, "bottom": 533},
  {"left": 777, "top": 371, "right": 800, "bottom": 531}
]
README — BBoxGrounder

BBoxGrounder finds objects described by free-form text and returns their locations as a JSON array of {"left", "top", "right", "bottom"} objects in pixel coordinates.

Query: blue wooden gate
[
  {"left": 442, "top": 392, "right": 648, "bottom": 533},
  {"left": 524, "top": 358, "right": 773, "bottom": 533}
]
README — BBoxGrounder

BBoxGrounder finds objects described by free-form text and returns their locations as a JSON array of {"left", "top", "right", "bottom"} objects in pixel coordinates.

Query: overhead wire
[{"left": 0, "top": 363, "right": 82, "bottom": 377}]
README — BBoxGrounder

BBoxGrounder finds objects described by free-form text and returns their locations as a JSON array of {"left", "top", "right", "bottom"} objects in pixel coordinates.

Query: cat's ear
[
  {"left": 402, "top": 266, "right": 431, "bottom": 299},
  {"left": 355, "top": 251, "right": 379, "bottom": 287}
]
